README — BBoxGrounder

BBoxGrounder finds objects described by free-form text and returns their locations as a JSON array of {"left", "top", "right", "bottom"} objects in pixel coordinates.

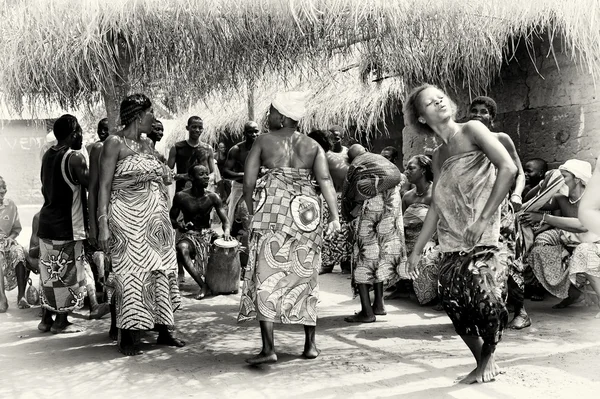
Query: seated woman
[
  {"left": 386, "top": 155, "right": 441, "bottom": 305},
  {"left": 0, "top": 176, "right": 31, "bottom": 312},
  {"left": 521, "top": 159, "right": 599, "bottom": 310}
]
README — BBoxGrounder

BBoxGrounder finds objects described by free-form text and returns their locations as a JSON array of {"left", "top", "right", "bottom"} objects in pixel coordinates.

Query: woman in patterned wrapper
[
  {"left": 404, "top": 84, "right": 517, "bottom": 384},
  {"left": 97, "top": 94, "right": 185, "bottom": 356}
]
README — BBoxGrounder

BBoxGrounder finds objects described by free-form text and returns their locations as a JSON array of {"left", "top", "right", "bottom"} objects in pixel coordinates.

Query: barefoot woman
[
  {"left": 98, "top": 94, "right": 185, "bottom": 356},
  {"left": 404, "top": 85, "right": 516, "bottom": 384},
  {"left": 238, "top": 92, "right": 340, "bottom": 364}
]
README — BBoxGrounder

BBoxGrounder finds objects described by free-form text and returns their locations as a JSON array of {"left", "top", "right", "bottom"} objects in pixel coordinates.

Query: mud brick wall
[
  {"left": 0, "top": 120, "right": 47, "bottom": 205},
  {"left": 403, "top": 38, "right": 600, "bottom": 169}
]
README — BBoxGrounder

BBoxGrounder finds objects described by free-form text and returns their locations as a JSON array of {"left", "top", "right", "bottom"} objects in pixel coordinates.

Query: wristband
[
  {"left": 511, "top": 193, "right": 522, "bottom": 200},
  {"left": 98, "top": 214, "right": 108, "bottom": 222}
]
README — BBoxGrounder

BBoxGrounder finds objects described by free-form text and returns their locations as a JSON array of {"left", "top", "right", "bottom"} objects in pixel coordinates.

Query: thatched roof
[{"left": 1, "top": 1, "right": 599, "bottom": 134}]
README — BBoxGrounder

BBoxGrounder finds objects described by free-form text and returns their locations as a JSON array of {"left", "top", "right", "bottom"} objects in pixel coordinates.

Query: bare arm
[
  {"left": 87, "top": 143, "right": 103, "bottom": 241},
  {"left": 28, "top": 214, "right": 40, "bottom": 258},
  {"left": 169, "top": 194, "right": 184, "bottom": 231},
  {"left": 579, "top": 156, "right": 600, "bottom": 236},
  {"left": 206, "top": 147, "right": 215, "bottom": 175},
  {"left": 69, "top": 152, "right": 89, "bottom": 188},
  {"left": 9, "top": 209, "right": 22, "bottom": 239},
  {"left": 223, "top": 146, "right": 244, "bottom": 180},
  {"left": 243, "top": 138, "right": 262, "bottom": 215},
  {"left": 167, "top": 146, "right": 177, "bottom": 169},
  {"left": 497, "top": 133, "right": 526, "bottom": 205},
  {"left": 544, "top": 214, "right": 588, "bottom": 233},
  {"left": 97, "top": 136, "right": 121, "bottom": 252},
  {"left": 313, "top": 147, "right": 339, "bottom": 222},
  {"left": 469, "top": 122, "right": 517, "bottom": 221},
  {"left": 211, "top": 194, "right": 231, "bottom": 237}
]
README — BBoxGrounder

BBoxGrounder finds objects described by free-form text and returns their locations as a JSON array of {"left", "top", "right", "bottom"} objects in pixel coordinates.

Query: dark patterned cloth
[
  {"left": 176, "top": 229, "right": 218, "bottom": 278},
  {"left": 499, "top": 198, "right": 525, "bottom": 308},
  {"left": 341, "top": 152, "right": 402, "bottom": 221},
  {"left": 321, "top": 193, "right": 352, "bottom": 268},
  {"left": 438, "top": 246, "right": 508, "bottom": 345}
]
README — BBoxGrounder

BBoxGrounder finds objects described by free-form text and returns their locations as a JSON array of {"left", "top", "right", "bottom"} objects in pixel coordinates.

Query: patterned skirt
[
  {"left": 0, "top": 239, "right": 25, "bottom": 292},
  {"left": 176, "top": 229, "right": 218, "bottom": 278},
  {"left": 438, "top": 246, "right": 508, "bottom": 345},
  {"left": 351, "top": 187, "right": 406, "bottom": 296},
  {"left": 528, "top": 229, "right": 573, "bottom": 298},
  {"left": 39, "top": 239, "right": 87, "bottom": 313}
]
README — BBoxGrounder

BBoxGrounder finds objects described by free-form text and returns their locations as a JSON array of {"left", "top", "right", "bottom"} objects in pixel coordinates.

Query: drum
[{"left": 206, "top": 238, "right": 241, "bottom": 295}]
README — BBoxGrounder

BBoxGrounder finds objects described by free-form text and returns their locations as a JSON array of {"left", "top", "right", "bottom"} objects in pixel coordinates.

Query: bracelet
[
  {"left": 541, "top": 213, "right": 547, "bottom": 225},
  {"left": 98, "top": 214, "right": 108, "bottom": 222},
  {"left": 511, "top": 193, "right": 522, "bottom": 200}
]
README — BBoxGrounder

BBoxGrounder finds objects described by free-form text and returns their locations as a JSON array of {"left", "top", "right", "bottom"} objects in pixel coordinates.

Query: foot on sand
[
  {"left": 372, "top": 306, "right": 387, "bottom": 316},
  {"left": 109, "top": 326, "right": 118, "bottom": 341},
  {"left": 302, "top": 346, "right": 321, "bottom": 359},
  {"left": 38, "top": 320, "right": 52, "bottom": 332},
  {"left": 178, "top": 274, "right": 185, "bottom": 284},
  {"left": 459, "top": 368, "right": 479, "bottom": 384},
  {"left": 17, "top": 297, "right": 31, "bottom": 309},
  {"left": 118, "top": 342, "right": 143, "bottom": 356},
  {"left": 0, "top": 298, "right": 8, "bottom": 313},
  {"left": 157, "top": 334, "right": 186, "bottom": 347},
  {"left": 89, "top": 303, "right": 110, "bottom": 320},
  {"left": 384, "top": 289, "right": 409, "bottom": 300},
  {"left": 51, "top": 322, "right": 86, "bottom": 334},
  {"left": 552, "top": 295, "right": 583, "bottom": 309},
  {"left": 508, "top": 313, "right": 532, "bottom": 329},
  {"left": 246, "top": 352, "right": 278, "bottom": 365},
  {"left": 344, "top": 311, "right": 376, "bottom": 323}
]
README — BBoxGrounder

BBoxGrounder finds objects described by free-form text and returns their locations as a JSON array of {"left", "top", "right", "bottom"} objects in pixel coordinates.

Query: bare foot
[
  {"left": 508, "top": 312, "right": 532, "bottom": 330},
  {"left": 0, "top": 298, "right": 8, "bottom": 313},
  {"left": 432, "top": 303, "right": 444, "bottom": 311},
  {"left": 195, "top": 285, "right": 211, "bottom": 300},
  {"left": 38, "top": 320, "right": 52, "bottom": 332},
  {"left": 459, "top": 368, "right": 478, "bottom": 384},
  {"left": 384, "top": 289, "right": 409, "bottom": 300},
  {"left": 302, "top": 346, "right": 321, "bottom": 359},
  {"left": 89, "top": 303, "right": 110, "bottom": 320},
  {"left": 178, "top": 273, "right": 185, "bottom": 284},
  {"left": 552, "top": 295, "right": 583, "bottom": 309},
  {"left": 246, "top": 352, "right": 278, "bottom": 365},
  {"left": 51, "top": 322, "right": 86, "bottom": 334},
  {"left": 476, "top": 352, "right": 498, "bottom": 383},
  {"left": 372, "top": 305, "right": 387, "bottom": 316},
  {"left": 118, "top": 342, "right": 143, "bottom": 356},
  {"left": 17, "top": 297, "right": 31, "bottom": 309},
  {"left": 109, "top": 326, "right": 118, "bottom": 341},
  {"left": 344, "top": 311, "right": 376, "bottom": 323},
  {"left": 157, "top": 332, "right": 186, "bottom": 347}
]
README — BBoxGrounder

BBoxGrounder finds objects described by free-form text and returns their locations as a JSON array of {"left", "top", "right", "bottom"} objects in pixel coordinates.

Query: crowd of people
[{"left": 1, "top": 86, "right": 600, "bottom": 385}]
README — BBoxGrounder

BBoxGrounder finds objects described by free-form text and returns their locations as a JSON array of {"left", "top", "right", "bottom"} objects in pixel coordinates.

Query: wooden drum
[{"left": 206, "top": 238, "right": 241, "bottom": 295}]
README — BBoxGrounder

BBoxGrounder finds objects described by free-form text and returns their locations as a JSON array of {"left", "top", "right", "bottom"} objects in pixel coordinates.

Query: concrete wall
[
  {"left": 0, "top": 120, "right": 47, "bottom": 205},
  {"left": 403, "top": 37, "right": 600, "bottom": 169}
]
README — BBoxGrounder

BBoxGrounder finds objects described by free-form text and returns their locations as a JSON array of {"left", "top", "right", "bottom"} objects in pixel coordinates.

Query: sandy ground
[{"left": 2, "top": 206, "right": 600, "bottom": 399}]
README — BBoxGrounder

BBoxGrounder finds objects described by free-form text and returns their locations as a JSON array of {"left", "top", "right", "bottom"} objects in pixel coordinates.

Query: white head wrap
[
  {"left": 272, "top": 91, "right": 308, "bottom": 122},
  {"left": 558, "top": 159, "right": 593, "bottom": 185}
]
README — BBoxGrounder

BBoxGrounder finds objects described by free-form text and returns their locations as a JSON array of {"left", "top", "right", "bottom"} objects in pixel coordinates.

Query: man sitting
[
  {"left": 0, "top": 177, "right": 31, "bottom": 312},
  {"left": 170, "top": 165, "right": 232, "bottom": 300}
]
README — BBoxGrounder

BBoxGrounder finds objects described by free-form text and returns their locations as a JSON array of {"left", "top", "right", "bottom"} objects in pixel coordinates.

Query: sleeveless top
[{"left": 38, "top": 147, "right": 87, "bottom": 241}]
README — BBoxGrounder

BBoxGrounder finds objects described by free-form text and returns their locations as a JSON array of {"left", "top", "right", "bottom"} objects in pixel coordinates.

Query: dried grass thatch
[{"left": 1, "top": 0, "right": 598, "bottom": 133}]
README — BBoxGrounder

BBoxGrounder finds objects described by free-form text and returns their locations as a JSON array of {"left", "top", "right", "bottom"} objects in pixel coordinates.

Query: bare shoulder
[
  {"left": 493, "top": 132, "right": 516, "bottom": 148},
  {"left": 103, "top": 135, "right": 123, "bottom": 151},
  {"left": 431, "top": 145, "right": 446, "bottom": 171}
]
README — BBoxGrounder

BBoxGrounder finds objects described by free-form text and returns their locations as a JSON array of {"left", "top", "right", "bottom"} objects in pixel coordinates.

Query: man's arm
[
  {"left": 87, "top": 142, "right": 103, "bottom": 242},
  {"left": 243, "top": 138, "right": 263, "bottom": 215},
  {"left": 169, "top": 194, "right": 185, "bottom": 231},
  {"left": 28, "top": 213, "right": 40, "bottom": 258},
  {"left": 167, "top": 146, "right": 177, "bottom": 169},
  {"left": 211, "top": 193, "right": 231, "bottom": 237},
  {"left": 223, "top": 146, "right": 244, "bottom": 180},
  {"left": 497, "top": 133, "right": 525, "bottom": 210},
  {"left": 69, "top": 152, "right": 89, "bottom": 188}
]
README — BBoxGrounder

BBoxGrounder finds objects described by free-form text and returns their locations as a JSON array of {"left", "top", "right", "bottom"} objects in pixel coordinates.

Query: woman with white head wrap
[{"left": 520, "top": 159, "right": 600, "bottom": 312}]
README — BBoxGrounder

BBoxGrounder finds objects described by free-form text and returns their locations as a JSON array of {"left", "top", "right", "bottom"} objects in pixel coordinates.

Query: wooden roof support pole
[{"left": 101, "top": 30, "right": 132, "bottom": 133}]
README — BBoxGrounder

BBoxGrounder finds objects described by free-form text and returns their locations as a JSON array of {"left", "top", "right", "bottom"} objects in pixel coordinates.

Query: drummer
[{"left": 170, "top": 165, "right": 233, "bottom": 299}]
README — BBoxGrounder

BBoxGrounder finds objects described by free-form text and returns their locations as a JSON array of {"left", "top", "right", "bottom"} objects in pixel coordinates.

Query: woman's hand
[
  {"left": 510, "top": 194, "right": 523, "bottom": 212},
  {"left": 97, "top": 222, "right": 111, "bottom": 253},
  {"left": 519, "top": 212, "right": 544, "bottom": 226},
  {"left": 325, "top": 220, "right": 341, "bottom": 236},
  {"left": 406, "top": 251, "right": 421, "bottom": 280},
  {"left": 464, "top": 217, "right": 489, "bottom": 248}
]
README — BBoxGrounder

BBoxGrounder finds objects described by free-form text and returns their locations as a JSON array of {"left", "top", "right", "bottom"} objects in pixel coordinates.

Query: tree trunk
[
  {"left": 102, "top": 31, "right": 132, "bottom": 133},
  {"left": 247, "top": 82, "right": 255, "bottom": 121}
]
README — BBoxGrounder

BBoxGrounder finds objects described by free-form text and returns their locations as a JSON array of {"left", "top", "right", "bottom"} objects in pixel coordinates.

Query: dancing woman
[{"left": 404, "top": 84, "right": 517, "bottom": 384}]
